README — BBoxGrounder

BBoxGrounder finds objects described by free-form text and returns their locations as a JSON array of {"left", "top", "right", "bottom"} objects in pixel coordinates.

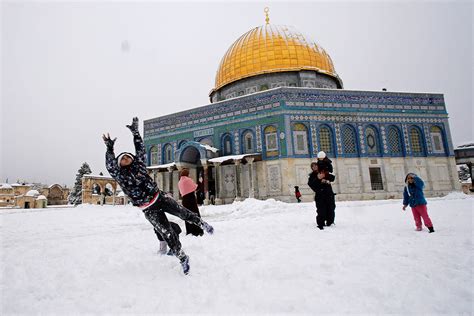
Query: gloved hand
[
  {"left": 102, "top": 133, "right": 116, "bottom": 150},
  {"left": 126, "top": 117, "right": 139, "bottom": 133}
]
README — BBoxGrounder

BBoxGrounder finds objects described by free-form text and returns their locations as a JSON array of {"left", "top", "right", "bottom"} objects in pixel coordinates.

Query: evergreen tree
[
  {"left": 68, "top": 162, "right": 92, "bottom": 205},
  {"left": 458, "top": 164, "right": 471, "bottom": 182}
]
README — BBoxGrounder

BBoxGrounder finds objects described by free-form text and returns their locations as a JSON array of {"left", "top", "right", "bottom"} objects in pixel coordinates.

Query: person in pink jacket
[{"left": 178, "top": 169, "right": 204, "bottom": 236}]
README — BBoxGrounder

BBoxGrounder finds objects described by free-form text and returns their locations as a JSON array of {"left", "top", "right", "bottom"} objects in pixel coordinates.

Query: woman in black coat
[
  {"left": 178, "top": 169, "right": 204, "bottom": 236},
  {"left": 308, "top": 162, "right": 336, "bottom": 230}
]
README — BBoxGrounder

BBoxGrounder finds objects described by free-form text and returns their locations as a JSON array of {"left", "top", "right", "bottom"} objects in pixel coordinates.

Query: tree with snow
[
  {"left": 68, "top": 162, "right": 92, "bottom": 205},
  {"left": 458, "top": 164, "right": 471, "bottom": 182}
]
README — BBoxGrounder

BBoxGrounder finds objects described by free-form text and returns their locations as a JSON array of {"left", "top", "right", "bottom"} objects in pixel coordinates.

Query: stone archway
[{"left": 81, "top": 175, "right": 118, "bottom": 205}]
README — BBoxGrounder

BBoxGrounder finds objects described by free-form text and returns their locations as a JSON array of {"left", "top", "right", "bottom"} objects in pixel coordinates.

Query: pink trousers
[{"left": 411, "top": 204, "right": 433, "bottom": 228}]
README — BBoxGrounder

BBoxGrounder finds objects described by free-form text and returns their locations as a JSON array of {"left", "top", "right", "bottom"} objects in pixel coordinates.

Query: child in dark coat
[
  {"left": 403, "top": 173, "right": 434, "bottom": 233},
  {"left": 294, "top": 186, "right": 302, "bottom": 203}
]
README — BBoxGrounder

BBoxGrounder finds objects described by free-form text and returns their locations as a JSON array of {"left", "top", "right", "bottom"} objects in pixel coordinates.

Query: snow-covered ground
[{"left": 1, "top": 193, "right": 473, "bottom": 314}]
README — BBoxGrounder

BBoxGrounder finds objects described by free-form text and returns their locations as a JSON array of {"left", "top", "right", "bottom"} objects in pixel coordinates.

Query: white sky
[{"left": 1, "top": 0, "right": 472, "bottom": 187}]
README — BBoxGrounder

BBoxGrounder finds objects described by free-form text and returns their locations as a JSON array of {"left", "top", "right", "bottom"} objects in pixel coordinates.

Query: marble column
[
  {"left": 201, "top": 159, "right": 210, "bottom": 205},
  {"left": 234, "top": 159, "right": 243, "bottom": 202},
  {"left": 213, "top": 161, "right": 223, "bottom": 205},
  {"left": 247, "top": 157, "right": 255, "bottom": 199},
  {"left": 167, "top": 166, "right": 174, "bottom": 197}
]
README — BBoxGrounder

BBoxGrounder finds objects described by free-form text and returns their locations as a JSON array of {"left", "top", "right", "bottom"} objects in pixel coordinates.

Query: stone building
[
  {"left": 81, "top": 175, "right": 119, "bottom": 205},
  {"left": 143, "top": 13, "right": 459, "bottom": 204},
  {"left": 14, "top": 190, "right": 47, "bottom": 209},
  {"left": 0, "top": 183, "right": 70, "bottom": 208}
]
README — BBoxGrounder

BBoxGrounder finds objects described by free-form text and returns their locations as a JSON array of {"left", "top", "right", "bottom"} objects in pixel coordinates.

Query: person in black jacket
[
  {"left": 103, "top": 117, "right": 214, "bottom": 275},
  {"left": 308, "top": 162, "right": 336, "bottom": 230}
]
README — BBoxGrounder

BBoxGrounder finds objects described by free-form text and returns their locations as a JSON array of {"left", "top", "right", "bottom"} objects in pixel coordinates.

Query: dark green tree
[{"left": 68, "top": 162, "right": 92, "bottom": 205}]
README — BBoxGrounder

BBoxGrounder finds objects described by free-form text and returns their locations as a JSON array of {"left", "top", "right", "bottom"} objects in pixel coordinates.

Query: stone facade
[
  {"left": 144, "top": 87, "right": 459, "bottom": 204},
  {"left": 81, "top": 175, "right": 119, "bottom": 205}
]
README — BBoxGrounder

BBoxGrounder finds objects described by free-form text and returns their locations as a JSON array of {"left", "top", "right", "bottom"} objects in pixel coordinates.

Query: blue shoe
[
  {"left": 201, "top": 221, "right": 214, "bottom": 235},
  {"left": 180, "top": 255, "right": 190, "bottom": 275}
]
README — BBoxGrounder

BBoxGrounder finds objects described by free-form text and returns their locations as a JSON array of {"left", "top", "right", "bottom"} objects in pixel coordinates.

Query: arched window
[
  {"left": 222, "top": 134, "right": 232, "bottom": 156},
  {"left": 318, "top": 126, "right": 333, "bottom": 154},
  {"left": 92, "top": 183, "right": 101, "bottom": 195},
  {"left": 430, "top": 126, "right": 445, "bottom": 154},
  {"left": 342, "top": 125, "right": 358, "bottom": 155},
  {"left": 149, "top": 146, "right": 158, "bottom": 165},
  {"left": 409, "top": 127, "right": 424, "bottom": 155},
  {"left": 264, "top": 125, "right": 278, "bottom": 156},
  {"left": 243, "top": 131, "right": 254, "bottom": 154},
  {"left": 292, "top": 123, "right": 309, "bottom": 155},
  {"left": 163, "top": 144, "right": 173, "bottom": 163},
  {"left": 365, "top": 126, "right": 380, "bottom": 155},
  {"left": 178, "top": 140, "right": 187, "bottom": 149},
  {"left": 387, "top": 126, "right": 403, "bottom": 155}
]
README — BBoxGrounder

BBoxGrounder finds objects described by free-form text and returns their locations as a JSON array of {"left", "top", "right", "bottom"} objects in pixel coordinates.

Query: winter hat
[
  {"left": 117, "top": 152, "right": 135, "bottom": 167},
  {"left": 317, "top": 151, "right": 326, "bottom": 159}
]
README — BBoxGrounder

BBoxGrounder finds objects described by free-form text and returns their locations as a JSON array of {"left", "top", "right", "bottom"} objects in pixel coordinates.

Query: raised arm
[
  {"left": 103, "top": 133, "right": 119, "bottom": 178},
  {"left": 126, "top": 117, "right": 146, "bottom": 163}
]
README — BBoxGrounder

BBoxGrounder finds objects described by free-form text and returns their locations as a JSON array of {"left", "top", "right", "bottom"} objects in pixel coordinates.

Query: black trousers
[
  {"left": 315, "top": 197, "right": 336, "bottom": 227},
  {"left": 143, "top": 192, "right": 203, "bottom": 259}
]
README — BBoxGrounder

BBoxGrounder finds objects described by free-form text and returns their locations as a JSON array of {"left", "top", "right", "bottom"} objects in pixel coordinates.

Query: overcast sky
[{"left": 1, "top": 0, "right": 472, "bottom": 187}]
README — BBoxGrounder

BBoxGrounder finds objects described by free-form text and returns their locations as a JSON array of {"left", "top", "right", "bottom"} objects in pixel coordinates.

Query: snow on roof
[
  {"left": 0, "top": 183, "right": 13, "bottom": 189},
  {"left": 148, "top": 162, "right": 176, "bottom": 170},
  {"left": 456, "top": 143, "right": 474, "bottom": 149},
  {"left": 11, "top": 183, "right": 31, "bottom": 187},
  {"left": 25, "top": 190, "right": 40, "bottom": 197},
  {"left": 37, "top": 195, "right": 47, "bottom": 200},
  {"left": 82, "top": 174, "right": 114, "bottom": 180},
  {"left": 117, "top": 191, "right": 125, "bottom": 197},
  {"left": 208, "top": 153, "right": 260, "bottom": 164},
  {"left": 48, "top": 184, "right": 63, "bottom": 189},
  {"left": 200, "top": 144, "right": 219, "bottom": 153}
]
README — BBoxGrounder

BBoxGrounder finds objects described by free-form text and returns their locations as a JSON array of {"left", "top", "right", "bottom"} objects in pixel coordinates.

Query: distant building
[
  {"left": 81, "top": 175, "right": 119, "bottom": 205},
  {"left": 0, "top": 182, "right": 70, "bottom": 208}
]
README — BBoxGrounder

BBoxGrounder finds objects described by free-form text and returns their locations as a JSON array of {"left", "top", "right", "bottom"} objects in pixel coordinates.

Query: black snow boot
[
  {"left": 317, "top": 225, "right": 324, "bottom": 230},
  {"left": 428, "top": 227, "right": 435, "bottom": 233}
]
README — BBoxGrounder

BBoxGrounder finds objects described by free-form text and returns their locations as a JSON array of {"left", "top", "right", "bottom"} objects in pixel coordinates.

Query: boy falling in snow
[{"left": 103, "top": 117, "right": 214, "bottom": 274}]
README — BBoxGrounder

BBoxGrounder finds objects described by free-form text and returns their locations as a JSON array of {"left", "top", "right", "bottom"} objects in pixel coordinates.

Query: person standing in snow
[
  {"left": 308, "top": 162, "right": 336, "bottom": 229},
  {"left": 103, "top": 117, "right": 214, "bottom": 274},
  {"left": 294, "top": 186, "right": 302, "bottom": 203},
  {"left": 178, "top": 168, "right": 204, "bottom": 236},
  {"left": 402, "top": 173, "right": 435, "bottom": 233}
]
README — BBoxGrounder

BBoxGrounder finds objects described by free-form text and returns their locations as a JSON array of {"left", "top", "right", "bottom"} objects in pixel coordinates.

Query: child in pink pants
[{"left": 402, "top": 173, "right": 435, "bottom": 233}]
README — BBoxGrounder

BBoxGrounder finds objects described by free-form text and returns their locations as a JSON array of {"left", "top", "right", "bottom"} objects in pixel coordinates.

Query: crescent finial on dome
[{"left": 264, "top": 7, "right": 270, "bottom": 24}]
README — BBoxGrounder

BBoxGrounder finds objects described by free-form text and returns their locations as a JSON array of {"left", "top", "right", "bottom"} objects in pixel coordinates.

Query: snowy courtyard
[{"left": 1, "top": 193, "right": 472, "bottom": 314}]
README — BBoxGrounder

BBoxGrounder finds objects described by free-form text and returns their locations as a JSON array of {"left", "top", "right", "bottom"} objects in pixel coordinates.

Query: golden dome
[{"left": 212, "top": 24, "right": 341, "bottom": 93}]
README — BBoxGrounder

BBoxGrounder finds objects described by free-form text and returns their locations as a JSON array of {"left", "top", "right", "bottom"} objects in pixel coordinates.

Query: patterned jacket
[{"left": 105, "top": 131, "right": 158, "bottom": 206}]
